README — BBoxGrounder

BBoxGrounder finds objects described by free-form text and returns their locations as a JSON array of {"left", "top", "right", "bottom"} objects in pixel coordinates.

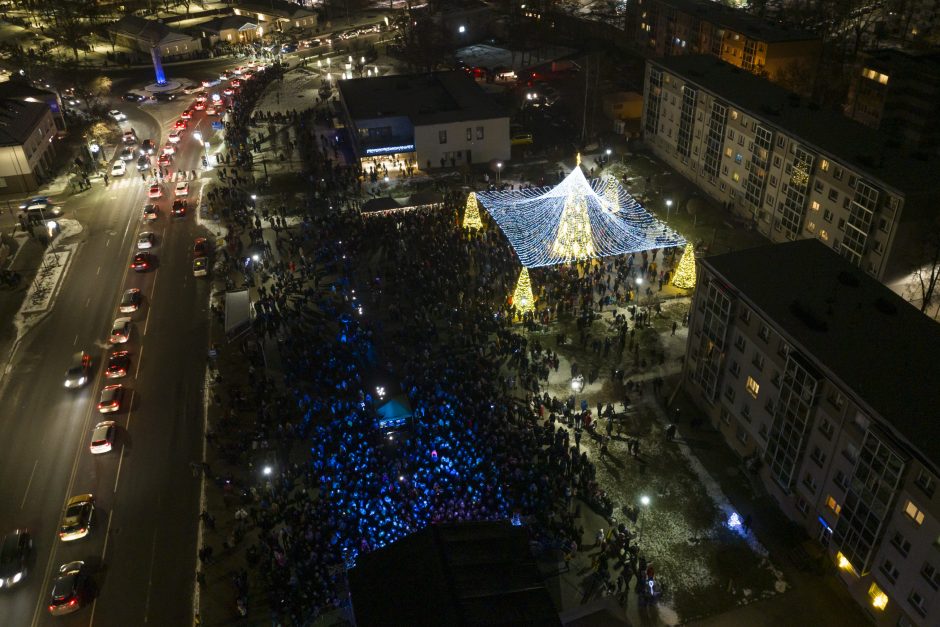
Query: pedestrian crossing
[{"left": 104, "top": 175, "right": 206, "bottom": 190}]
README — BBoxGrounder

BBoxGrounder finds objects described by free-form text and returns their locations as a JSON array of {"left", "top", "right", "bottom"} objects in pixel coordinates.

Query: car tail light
[
  {"left": 68, "top": 599, "right": 77, "bottom": 606},
  {"left": 49, "top": 605, "right": 55, "bottom": 612}
]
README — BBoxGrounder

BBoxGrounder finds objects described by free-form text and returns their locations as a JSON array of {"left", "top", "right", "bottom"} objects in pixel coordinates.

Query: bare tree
[{"left": 906, "top": 216, "right": 940, "bottom": 316}]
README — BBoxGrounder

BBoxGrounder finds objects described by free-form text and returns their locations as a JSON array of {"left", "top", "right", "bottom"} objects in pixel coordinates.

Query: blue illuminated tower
[{"left": 150, "top": 47, "right": 166, "bottom": 85}]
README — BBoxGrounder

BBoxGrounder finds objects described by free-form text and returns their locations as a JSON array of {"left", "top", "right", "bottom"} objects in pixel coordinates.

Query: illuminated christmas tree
[
  {"left": 512, "top": 267, "right": 535, "bottom": 315},
  {"left": 671, "top": 243, "right": 697, "bottom": 290},
  {"left": 602, "top": 175, "right": 620, "bottom": 213},
  {"left": 551, "top": 191, "right": 595, "bottom": 262},
  {"left": 463, "top": 192, "right": 483, "bottom": 229}
]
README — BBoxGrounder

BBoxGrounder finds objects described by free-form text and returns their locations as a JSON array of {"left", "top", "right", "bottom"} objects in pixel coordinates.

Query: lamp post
[
  {"left": 193, "top": 131, "right": 209, "bottom": 169},
  {"left": 665, "top": 198, "right": 673, "bottom": 220},
  {"left": 496, "top": 161, "right": 503, "bottom": 184},
  {"left": 605, "top": 147, "right": 612, "bottom": 165},
  {"left": 637, "top": 495, "right": 651, "bottom": 545}
]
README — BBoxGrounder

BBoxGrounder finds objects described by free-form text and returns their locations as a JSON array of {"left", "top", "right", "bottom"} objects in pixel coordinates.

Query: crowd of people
[{"left": 202, "top": 63, "right": 685, "bottom": 624}]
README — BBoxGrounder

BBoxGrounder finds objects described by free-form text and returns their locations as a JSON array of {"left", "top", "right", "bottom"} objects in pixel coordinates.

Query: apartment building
[
  {"left": 846, "top": 48, "right": 940, "bottom": 156},
  {"left": 684, "top": 239, "right": 940, "bottom": 627},
  {"left": 0, "top": 99, "right": 58, "bottom": 193},
  {"left": 641, "top": 55, "right": 937, "bottom": 285},
  {"left": 632, "top": 0, "right": 821, "bottom": 88}
]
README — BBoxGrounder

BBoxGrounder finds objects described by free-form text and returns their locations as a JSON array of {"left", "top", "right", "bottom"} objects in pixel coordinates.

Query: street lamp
[
  {"left": 637, "top": 495, "right": 651, "bottom": 545},
  {"left": 193, "top": 131, "right": 209, "bottom": 169},
  {"left": 570, "top": 374, "right": 584, "bottom": 394},
  {"left": 496, "top": 162, "right": 503, "bottom": 183},
  {"left": 665, "top": 198, "right": 673, "bottom": 220}
]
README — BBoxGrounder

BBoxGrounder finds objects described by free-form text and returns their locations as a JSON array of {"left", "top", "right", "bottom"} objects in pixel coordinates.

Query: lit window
[
  {"left": 836, "top": 551, "right": 856, "bottom": 574},
  {"left": 746, "top": 376, "right": 759, "bottom": 398},
  {"left": 820, "top": 230, "right": 829, "bottom": 241},
  {"left": 868, "top": 583, "right": 888, "bottom": 610},
  {"left": 904, "top": 500, "right": 926, "bottom": 525},
  {"left": 732, "top": 172, "right": 740, "bottom": 182},
  {"left": 826, "top": 495, "right": 842, "bottom": 515},
  {"left": 819, "top": 159, "right": 829, "bottom": 171},
  {"left": 730, "top": 110, "right": 739, "bottom": 120},
  {"left": 811, "top": 201, "right": 820, "bottom": 211},
  {"left": 725, "top": 147, "right": 733, "bottom": 157},
  {"left": 806, "top": 222, "right": 816, "bottom": 233}
]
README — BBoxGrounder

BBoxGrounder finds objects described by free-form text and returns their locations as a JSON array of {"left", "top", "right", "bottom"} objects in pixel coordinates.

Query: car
[
  {"left": 241, "top": 72, "right": 254, "bottom": 80},
  {"left": 123, "top": 92, "right": 144, "bottom": 102},
  {"left": 232, "top": 66, "right": 244, "bottom": 75},
  {"left": 205, "top": 106, "right": 217, "bottom": 116},
  {"left": 58, "top": 495, "right": 94, "bottom": 541},
  {"left": 153, "top": 91, "right": 177, "bottom": 101},
  {"left": 141, "top": 139, "right": 155, "bottom": 154},
  {"left": 105, "top": 351, "right": 130, "bottom": 379},
  {"left": 131, "top": 251, "right": 152, "bottom": 272},
  {"left": 143, "top": 204, "right": 159, "bottom": 221},
  {"left": 172, "top": 198, "right": 187, "bottom": 216},
  {"left": 0, "top": 529, "right": 32, "bottom": 588},
  {"left": 136, "top": 154, "right": 151, "bottom": 172},
  {"left": 220, "top": 70, "right": 232, "bottom": 80},
  {"left": 137, "top": 231, "right": 155, "bottom": 249},
  {"left": 193, "top": 101, "right": 206, "bottom": 111},
  {"left": 231, "top": 79, "right": 242, "bottom": 88},
  {"left": 110, "top": 161, "right": 126, "bottom": 177},
  {"left": 119, "top": 288, "right": 141, "bottom": 313},
  {"left": 63, "top": 351, "right": 91, "bottom": 388},
  {"left": 168, "top": 130, "right": 182, "bottom": 143},
  {"left": 122, "top": 130, "right": 137, "bottom": 145},
  {"left": 193, "top": 256, "right": 209, "bottom": 277},
  {"left": 193, "top": 237, "right": 209, "bottom": 257},
  {"left": 97, "top": 384, "right": 124, "bottom": 413},
  {"left": 175, "top": 181, "right": 189, "bottom": 196},
  {"left": 511, "top": 133, "right": 534, "bottom": 146},
  {"left": 19, "top": 195, "right": 51, "bottom": 210},
  {"left": 148, "top": 184, "right": 162, "bottom": 198},
  {"left": 223, "top": 87, "right": 234, "bottom": 96},
  {"left": 180, "top": 109, "right": 193, "bottom": 120},
  {"left": 109, "top": 109, "right": 126, "bottom": 121},
  {"left": 110, "top": 317, "right": 131, "bottom": 344},
  {"left": 47, "top": 561, "right": 89, "bottom": 615},
  {"left": 89, "top": 421, "right": 116, "bottom": 454},
  {"left": 174, "top": 119, "right": 188, "bottom": 129},
  {"left": 119, "top": 148, "right": 134, "bottom": 161},
  {"left": 162, "top": 142, "right": 176, "bottom": 155}
]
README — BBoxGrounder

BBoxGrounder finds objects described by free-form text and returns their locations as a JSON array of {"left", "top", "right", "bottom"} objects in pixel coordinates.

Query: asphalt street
[{"left": 0, "top": 87, "right": 217, "bottom": 626}]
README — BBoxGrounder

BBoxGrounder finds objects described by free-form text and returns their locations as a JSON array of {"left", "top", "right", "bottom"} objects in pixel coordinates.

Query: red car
[
  {"left": 193, "top": 101, "right": 206, "bottom": 111},
  {"left": 174, "top": 119, "right": 188, "bottom": 129},
  {"left": 158, "top": 154, "right": 172, "bottom": 166},
  {"left": 148, "top": 184, "right": 162, "bottom": 198},
  {"left": 180, "top": 109, "right": 193, "bottom": 120},
  {"left": 231, "top": 79, "right": 242, "bottom": 88},
  {"left": 193, "top": 237, "right": 209, "bottom": 257},
  {"left": 105, "top": 351, "right": 131, "bottom": 379}
]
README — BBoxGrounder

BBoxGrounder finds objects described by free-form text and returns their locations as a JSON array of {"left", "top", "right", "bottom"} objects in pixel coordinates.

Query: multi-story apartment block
[
  {"left": 641, "top": 55, "right": 937, "bottom": 286},
  {"left": 846, "top": 48, "right": 940, "bottom": 156},
  {"left": 684, "top": 239, "right": 940, "bottom": 627},
  {"left": 632, "top": 0, "right": 822, "bottom": 88}
]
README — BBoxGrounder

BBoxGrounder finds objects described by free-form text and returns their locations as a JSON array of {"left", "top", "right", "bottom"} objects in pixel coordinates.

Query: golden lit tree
[
  {"left": 512, "top": 267, "right": 535, "bottom": 315},
  {"left": 463, "top": 192, "right": 483, "bottom": 229},
  {"left": 551, "top": 192, "right": 595, "bottom": 262},
  {"left": 671, "top": 243, "right": 697, "bottom": 290}
]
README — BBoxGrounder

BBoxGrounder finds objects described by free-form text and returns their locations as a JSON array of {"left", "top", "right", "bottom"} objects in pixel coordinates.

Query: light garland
[
  {"left": 463, "top": 192, "right": 483, "bottom": 229},
  {"left": 476, "top": 166, "right": 685, "bottom": 268},
  {"left": 671, "top": 242, "right": 696, "bottom": 289},
  {"left": 512, "top": 267, "right": 535, "bottom": 315}
]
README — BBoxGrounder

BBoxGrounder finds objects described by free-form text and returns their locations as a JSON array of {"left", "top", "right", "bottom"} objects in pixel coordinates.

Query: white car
[
  {"left": 162, "top": 143, "right": 176, "bottom": 155},
  {"left": 111, "top": 161, "right": 126, "bottom": 177},
  {"left": 137, "top": 232, "right": 155, "bottom": 249},
  {"left": 175, "top": 181, "right": 189, "bottom": 196},
  {"left": 109, "top": 317, "right": 131, "bottom": 344},
  {"left": 89, "top": 422, "right": 116, "bottom": 454},
  {"left": 167, "top": 130, "right": 182, "bottom": 143},
  {"left": 109, "top": 109, "right": 126, "bottom": 121}
]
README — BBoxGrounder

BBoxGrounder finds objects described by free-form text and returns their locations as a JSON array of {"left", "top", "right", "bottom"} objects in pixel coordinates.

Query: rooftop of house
[
  {"left": 338, "top": 71, "right": 506, "bottom": 126},
  {"left": 651, "top": 55, "right": 938, "bottom": 196},
  {"left": 0, "top": 99, "right": 51, "bottom": 146},
  {"left": 196, "top": 15, "right": 258, "bottom": 34},
  {"left": 703, "top": 239, "right": 940, "bottom": 467},
  {"left": 110, "top": 15, "right": 193, "bottom": 44},
  {"left": 234, "top": 0, "right": 315, "bottom": 19}
]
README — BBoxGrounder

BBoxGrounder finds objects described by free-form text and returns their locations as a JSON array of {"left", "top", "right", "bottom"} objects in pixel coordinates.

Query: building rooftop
[
  {"left": 652, "top": 55, "right": 938, "bottom": 195},
  {"left": 110, "top": 15, "right": 192, "bottom": 45},
  {"left": 860, "top": 47, "right": 940, "bottom": 78},
  {"left": 348, "top": 521, "right": 560, "bottom": 627},
  {"left": 703, "top": 239, "right": 940, "bottom": 467},
  {"left": 0, "top": 99, "right": 50, "bottom": 146},
  {"left": 655, "top": 0, "right": 819, "bottom": 43},
  {"left": 235, "top": 0, "right": 315, "bottom": 19},
  {"left": 197, "top": 15, "right": 258, "bottom": 35},
  {"left": 338, "top": 71, "right": 506, "bottom": 126}
]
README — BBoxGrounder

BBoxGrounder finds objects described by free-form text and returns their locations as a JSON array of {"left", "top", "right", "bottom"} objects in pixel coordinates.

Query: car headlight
[
  {"left": 12, "top": 571, "right": 22, "bottom": 584},
  {"left": 78, "top": 377, "right": 86, "bottom": 385}
]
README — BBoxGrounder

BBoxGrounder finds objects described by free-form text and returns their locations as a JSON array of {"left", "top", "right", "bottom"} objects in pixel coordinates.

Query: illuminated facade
[
  {"left": 684, "top": 240, "right": 940, "bottom": 627},
  {"left": 642, "top": 55, "right": 937, "bottom": 286},
  {"left": 631, "top": 0, "right": 822, "bottom": 90}
]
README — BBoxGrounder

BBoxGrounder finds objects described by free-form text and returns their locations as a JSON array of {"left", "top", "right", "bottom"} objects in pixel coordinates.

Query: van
[{"left": 64, "top": 351, "right": 91, "bottom": 388}]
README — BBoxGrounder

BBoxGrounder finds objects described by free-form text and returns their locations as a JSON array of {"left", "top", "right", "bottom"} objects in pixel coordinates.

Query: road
[{"left": 0, "top": 86, "right": 219, "bottom": 626}]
